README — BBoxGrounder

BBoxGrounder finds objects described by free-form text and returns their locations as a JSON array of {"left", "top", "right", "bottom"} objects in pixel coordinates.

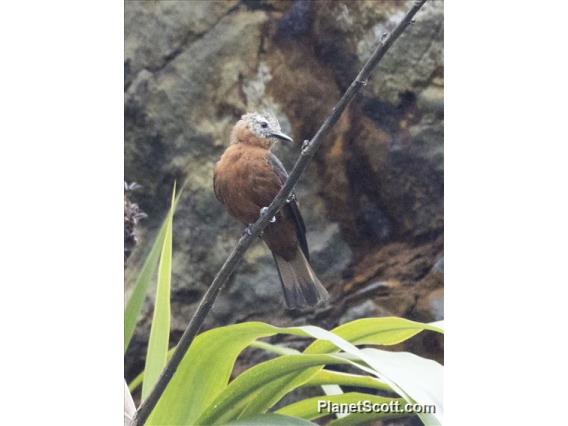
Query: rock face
[{"left": 125, "top": 0, "right": 444, "bottom": 387}]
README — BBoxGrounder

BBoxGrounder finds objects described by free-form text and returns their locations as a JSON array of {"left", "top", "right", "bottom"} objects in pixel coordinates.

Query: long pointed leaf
[
  {"left": 124, "top": 183, "right": 184, "bottom": 352},
  {"left": 124, "top": 223, "right": 166, "bottom": 352},
  {"left": 141, "top": 184, "right": 175, "bottom": 400},
  {"left": 305, "top": 317, "right": 443, "bottom": 354}
]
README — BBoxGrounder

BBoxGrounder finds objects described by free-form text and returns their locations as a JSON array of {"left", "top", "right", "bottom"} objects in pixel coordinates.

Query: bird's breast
[{"left": 214, "top": 145, "right": 278, "bottom": 225}]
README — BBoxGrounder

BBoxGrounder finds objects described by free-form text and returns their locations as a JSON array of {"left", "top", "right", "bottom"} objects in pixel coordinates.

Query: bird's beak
[{"left": 270, "top": 131, "right": 294, "bottom": 144}]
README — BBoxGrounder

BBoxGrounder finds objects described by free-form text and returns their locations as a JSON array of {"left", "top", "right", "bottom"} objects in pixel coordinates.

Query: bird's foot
[
  {"left": 243, "top": 225, "right": 254, "bottom": 236},
  {"left": 260, "top": 207, "right": 276, "bottom": 223},
  {"left": 301, "top": 139, "right": 311, "bottom": 152},
  {"left": 286, "top": 193, "right": 296, "bottom": 204}
]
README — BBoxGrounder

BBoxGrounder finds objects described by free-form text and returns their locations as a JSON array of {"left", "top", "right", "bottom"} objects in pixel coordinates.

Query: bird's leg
[{"left": 260, "top": 206, "right": 276, "bottom": 223}]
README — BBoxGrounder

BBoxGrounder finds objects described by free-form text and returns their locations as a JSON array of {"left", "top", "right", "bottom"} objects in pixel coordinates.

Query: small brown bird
[{"left": 213, "top": 112, "right": 329, "bottom": 309}]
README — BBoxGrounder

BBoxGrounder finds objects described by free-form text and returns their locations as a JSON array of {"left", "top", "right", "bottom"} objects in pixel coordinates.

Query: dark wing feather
[
  {"left": 213, "top": 167, "right": 224, "bottom": 204},
  {"left": 266, "top": 152, "right": 310, "bottom": 260}
]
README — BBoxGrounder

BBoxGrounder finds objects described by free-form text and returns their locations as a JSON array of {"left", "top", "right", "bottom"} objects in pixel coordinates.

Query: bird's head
[{"left": 230, "top": 112, "right": 293, "bottom": 149}]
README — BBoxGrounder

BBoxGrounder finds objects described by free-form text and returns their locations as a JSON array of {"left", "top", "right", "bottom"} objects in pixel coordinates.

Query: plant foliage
[{"left": 124, "top": 186, "right": 444, "bottom": 425}]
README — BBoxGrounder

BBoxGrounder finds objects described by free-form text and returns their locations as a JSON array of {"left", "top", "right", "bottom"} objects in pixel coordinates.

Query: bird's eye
[{"left": 260, "top": 122, "right": 268, "bottom": 128}]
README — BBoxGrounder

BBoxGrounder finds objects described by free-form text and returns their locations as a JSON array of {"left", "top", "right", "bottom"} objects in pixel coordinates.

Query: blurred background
[{"left": 124, "top": 0, "right": 443, "bottom": 406}]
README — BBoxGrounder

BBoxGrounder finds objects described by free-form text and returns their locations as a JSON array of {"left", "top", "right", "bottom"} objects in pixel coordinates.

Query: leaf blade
[
  {"left": 141, "top": 185, "right": 175, "bottom": 400},
  {"left": 124, "top": 224, "right": 166, "bottom": 352},
  {"left": 124, "top": 183, "right": 184, "bottom": 352},
  {"left": 305, "top": 317, "right": 443, "bottom": 354}
]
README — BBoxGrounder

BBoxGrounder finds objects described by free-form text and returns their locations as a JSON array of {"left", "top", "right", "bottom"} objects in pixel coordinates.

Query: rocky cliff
[{"left": 125, "top": 0, "right": 444, "bottom": 391}]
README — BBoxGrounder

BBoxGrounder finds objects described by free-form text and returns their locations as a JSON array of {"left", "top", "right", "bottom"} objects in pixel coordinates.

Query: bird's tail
[{"left": 273, "top": 249, "right": 329, "bottom": 310}]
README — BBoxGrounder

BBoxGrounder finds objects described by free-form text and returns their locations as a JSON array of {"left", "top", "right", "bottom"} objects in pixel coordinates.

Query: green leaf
[
  {"left": 225, "top": 413, "right": 316, "bottom": 426},
  {"left": 147, "top": 318, "right": 443, "bottom": 425},
  {"left": 305, "top": 317, "right": 443, "bottom": 354},
  {"left": 147, "top": 322, "right": 286, "bottom": 425},
  {"left": 195, "top": 354, "right": 348, "bottom": 425},
  {"left": 302, "top": 370, "right": 392, "bottom": 393},
  {"left": 277, "top": 392, "right": 405, "bottom": 422},
  {"left": 124, "top": 183, "right": 184, "bottom": 352},
  {"left": 141, "top": 184, "right": 175, "bottom": 401},
  {"left": 124, "top": 220, "right": 167, "bottom": 352}
]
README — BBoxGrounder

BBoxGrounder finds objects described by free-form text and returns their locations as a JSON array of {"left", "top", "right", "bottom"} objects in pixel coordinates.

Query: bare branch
[{"left": 133, "top": 0, "right": 428, "bottom": 423}]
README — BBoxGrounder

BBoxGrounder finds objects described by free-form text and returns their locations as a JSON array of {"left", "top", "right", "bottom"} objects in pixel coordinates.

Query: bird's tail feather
[{"left": 273, "top": 250, "right": 329, "bottom": 310}]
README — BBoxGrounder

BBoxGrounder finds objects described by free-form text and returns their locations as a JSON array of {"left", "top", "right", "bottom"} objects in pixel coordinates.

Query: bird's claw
[
  {"left": 260, "top": 207, "right": 276, "bottom": 223},
  {"left": 286, "top": 193, "right": 296, "bottom": 203},
  {"left": 301, "top": 140, "right": 311, "bottom": 152},
  {"left": 243, "top": 225, "right": 254, "bottom": 236}
]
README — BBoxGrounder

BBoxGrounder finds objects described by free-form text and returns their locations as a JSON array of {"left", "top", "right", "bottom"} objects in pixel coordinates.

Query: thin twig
[{"left": 133, "top": 1, "right": 427, "bottom": 423}]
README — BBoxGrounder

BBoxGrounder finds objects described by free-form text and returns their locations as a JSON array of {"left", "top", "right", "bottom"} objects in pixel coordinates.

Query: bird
[{"left": 213, "top": 112, "right": 329, "bottom": 310}]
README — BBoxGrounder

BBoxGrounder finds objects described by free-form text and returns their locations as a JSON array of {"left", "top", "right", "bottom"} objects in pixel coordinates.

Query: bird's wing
[
  {"left": 266, "top": 152, "right": 310, "bottom": 260},
  {"left": 213, "top": 163, "right": 225, "bottom": 204}
]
